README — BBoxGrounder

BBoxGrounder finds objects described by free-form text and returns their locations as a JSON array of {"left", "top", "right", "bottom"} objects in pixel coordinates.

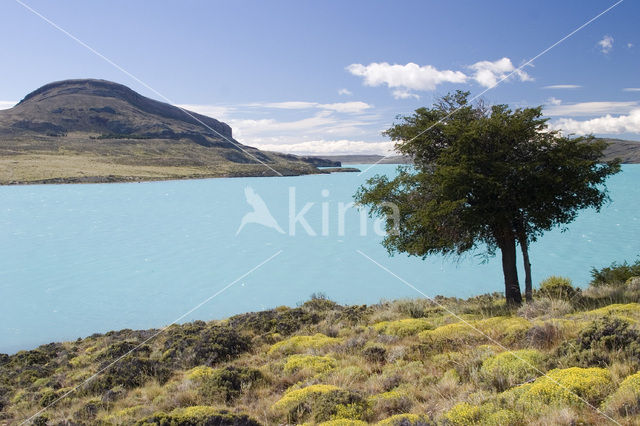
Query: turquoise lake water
[{"left": 1, "top": 164, "right": 639, "bottom": 354}]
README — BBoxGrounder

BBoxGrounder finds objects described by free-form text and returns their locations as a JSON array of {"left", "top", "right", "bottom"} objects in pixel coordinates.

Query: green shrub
[
  {"left": 283, "top": 354, "right": 337, "bottom": 375},
  {"left": 515, "top": 367, "right": 613, "bottom": 407},
  {"left": 199, "top": 366, "right": 263, "bottom": 403},
  {"left": 268, "top": 334, "right": 342, "bottom": 355},
  {"left": 480, "top": 349, "right": 546, "bottom": 391},
  {"left": 136, "top": 406, "right": 260, "bottom": 425},
  {"left": 162, "top": 324, "right": 251, "bottom": 368},
  {"left": 444, "top": 402, "right": 521, "bottom": 425},
  {"left": 419, "top": 317, "right": 531, "bottom": 349},
  {"left": 83, "top": 355, "right": 171, "bottom": 394},
  {"left": 603, "top": 371, "right": 640, "bottom": 416},
  {"left": 319, "top": 420, "right": 368, "bottom": 426},
  {"left": 538, "top": 276, "right": 578, "bottom": 300},
  {"left": 362, "top": 345, "right": 387, "bottom": 364},
  {"left": 590, "top": 259, "right": 640, "bottom": 286},
  {"left": 373, "top": 318, "right": 433, "bottom": 337},
  {"left": 368, "top": 389, "right": 412, "bottom": 417},
  {"left": 272, "top": 384, "right": 368, "bottom": 423},
  {"left": 556, "top": 316, "right": 640, "bottom": 367}
]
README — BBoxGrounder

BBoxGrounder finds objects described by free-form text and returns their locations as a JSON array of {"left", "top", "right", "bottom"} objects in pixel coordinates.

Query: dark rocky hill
[{"left": 0, "top": 79, "right": 323, "bottom": 184}]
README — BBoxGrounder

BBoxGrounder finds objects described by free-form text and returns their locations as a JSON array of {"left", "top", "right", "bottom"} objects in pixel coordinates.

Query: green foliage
[
  {"left": 419, "top": 316, "right": 531, "bottom": 349},
  {"left": 591, "top": 258, "right": 640, "bottom": 286},
  {"left": 199, "top": 366, "right": 263, "bottom": 403},
  {"left": 480, "top": 349, "right": 546, "bottom": 391},
  {"left": 538, "top": 276, "right": 578, "bottom": 300},
  {"left": 284, "top": 354, "right": 337, "bottom": 375},
  {"left": 556, "top": 316, "right": 640, "bottom": 367},
  {"left": 83, "top": 355, "right": 171, "bottom": 394},
  {"left": 515, "top": 367, "right": 613, "bottom": 407},
  {"left": 368, "top": 389, "right": 412, "bottom": 417},
  {"left": 355, "top": 91, "right": 620, "bottom": 305},
  {"left": 136, "top": 406, "right": 260, "bottom": 426},
  {"left": 161, "top": 323, "right": 250, "bottom": 368},
  {"left": 272, "top": 384, "right": 368, "bottom": 423},
  {"left": 444, "top": 402, "right": 522, "bottom": 425},
  {"left": 362, "top": 344, "right": 387, "bottom": 364},
  {"left": 228, "top": 305, "right": 321, "bottom": 337},
  {"left": 373, "top": 318, "right": 433, "bottom": 337},
  {"left": 268, "top": 333, "right": 342, "bottom": 355}
]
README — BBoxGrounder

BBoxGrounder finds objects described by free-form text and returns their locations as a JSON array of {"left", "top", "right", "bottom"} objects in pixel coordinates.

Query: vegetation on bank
[{"left": 2, "top": 259, "right": 640, "bottom": 425}]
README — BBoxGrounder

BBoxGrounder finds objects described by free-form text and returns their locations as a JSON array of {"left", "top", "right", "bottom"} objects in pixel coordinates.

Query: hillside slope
[{"left": 0, "top": 79, "right": 323, "bottom": 184}]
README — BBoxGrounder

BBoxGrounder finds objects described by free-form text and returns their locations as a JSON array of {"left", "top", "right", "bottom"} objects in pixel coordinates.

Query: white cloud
[
  {"left": 623, "top": 88, "right": 640, "bottom": 92},
  {"left": 0, "top": 100, "right": 16, "bottom": 110},
  {"left": 546, "top": 97, "right": 562, "bottom": 106},
  {"left": 338, "top": 88, "right": 352, "bottom": 96},
  {"left": 392, "top": 89, "right": 420, "bottom": 100},
  {"left": 553, "top": 108, "right": 640, "bottom": 135},
  {"left": 346, "top": 62, "right": 467, "bottom": 92},
  {"left": 598, "top": 35, "right": 614, "bottom": 53},
  {"left": 545, "top": 101, "right": 637, "bottom": 117},
  {"left": 543, "top": 84, "right": 582, "bottom": 89},
  {"left": 253, "top": 139, "right": 394, "bottom": 155},
  {"left": 468, "top": 57, "right": 532, "bottom": 88},
  {"left": 252, "top": 100, "right": 372, "bottom": 114},
  {"left": 628, "top": 43, "right": 634, "bottom": 49}
]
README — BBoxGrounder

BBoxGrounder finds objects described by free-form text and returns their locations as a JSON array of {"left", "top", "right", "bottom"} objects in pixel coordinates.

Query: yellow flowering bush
[
  {"left": 318, "top": 420, "right": 368, "bottom": 426},
  {"left": 480, "top": 349, "right": 546, "bottom": 390},
  {"left": 284, "top": 354, "right": 337, "bottom": 375},
  {"left": 373, "top": 318, "right": 433, "bottom": 337},
  {"left": 185, "top": 365, "right": 215, "bottom": 381},
  {"left": 272, "top": 384, "right": 342, "bottom": 412},
  {"left": 603, "top": 371, "right": 640, "bottom": 416},
  {"left": 444, "top": 402, "right": 522, "bottom": 425},
  {"left": 419, "top": 316, "right": 531, "bottom": 348},
  {"left": 268, "top": 333, "right": 342, "bottom": 355},
  {"left": 516, "top": 367, "right": 613, "bottom": 407}
]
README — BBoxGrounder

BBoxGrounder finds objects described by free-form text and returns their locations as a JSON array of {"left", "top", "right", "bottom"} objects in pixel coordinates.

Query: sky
[{"left": 0, "top": 0, "right": 639, "bottom": 155}]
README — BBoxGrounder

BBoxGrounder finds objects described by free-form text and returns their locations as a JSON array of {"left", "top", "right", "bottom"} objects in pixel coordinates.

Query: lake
[{"left": 1, "top": 164, "right": 639, "bottom": 354}]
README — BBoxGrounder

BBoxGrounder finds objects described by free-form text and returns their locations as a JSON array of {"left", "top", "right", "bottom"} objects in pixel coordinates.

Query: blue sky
[{"left": 1, "top": 0, "right": 638, "bottom": 154}]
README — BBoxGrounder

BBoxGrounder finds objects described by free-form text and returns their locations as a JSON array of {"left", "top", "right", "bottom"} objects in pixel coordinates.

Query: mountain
[{"left": 0, "top": 79, "right": 326, "bottom": 184}]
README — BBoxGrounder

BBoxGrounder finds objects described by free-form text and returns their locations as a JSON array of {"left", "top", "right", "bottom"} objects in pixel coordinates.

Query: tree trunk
[
  {"left": 499, "top": 229, "right": 522, "bottom": 306},
  {"left": 517, "top": 230, "right": 533, "bottom": 302}
]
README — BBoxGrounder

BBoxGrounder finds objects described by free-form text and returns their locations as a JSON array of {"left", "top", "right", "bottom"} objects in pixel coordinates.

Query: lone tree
[{"left": 355, "top": 91, "right": 620, "bottom": 305}]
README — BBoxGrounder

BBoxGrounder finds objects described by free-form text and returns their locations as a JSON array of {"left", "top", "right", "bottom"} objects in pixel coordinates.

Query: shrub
[
  {"left": 603, "top": 371, "right": 640, "bottom": 416},
  {"left": 319, "top": 420, "right": 368, "bottom": 426},
  {"left": 591, "top": 259, "right": 640, "bottom": 286},
  {"left": 228, "top": 305, "right": 321, "bottom": 336},
  {"left": 83, "top": 355, "right": 172, "bottom": 394},
  {"left": 556, "top": 316, "right": 640, "bottom": 367},
  {"left": 136, "top": 406, "right": 260, "bottom": 425},
  {"left": 272, "top": 384, "right": 368, "bottom": 423},
  {"left": 517, "top": 298, "right": 573, "bottom": 320},
  {"left": 362, "top": 345, "right": 387, "bottom": 364},
  {"left": 444, "top": 402, "right": 521, "bottom": 426},
  {"left": 538, "top": 276, "right": 578, "bottom": 301},
  {"left": 162, "top": 324, "right": 251, "bottom": 368},
  {"left": 283, "top": 354, "right": 337, "bottom": 375},
  {"left": 185, "top": 365, "right": 215, "bottom": 382},
  {"left": 480, "top": 349, "right": 546, "bottom": 391},
  {"left": 377, "top": 413, "right": 433, "bottom": 425},
  {"left": 368, "top": 389, "right": 412, "bottom": 417},
  {"left": 373, "top": 319, "right": 433, "bottom": 337},
  {"left": 515, "top": 367, "right": 613, "bottom": 407},
  {"left": 418, "top": 317, "right": 531, "bottom": 349},
  {"left": 268, "top": 334, "right": 342, "bottom": 355},
  {"left": 199, "top": 366, "right": 263, "bottom": 403}
]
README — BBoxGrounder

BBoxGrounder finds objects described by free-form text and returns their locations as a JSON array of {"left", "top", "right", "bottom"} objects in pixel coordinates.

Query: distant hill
[
  {"left": 311, "top": 138, "right": 640, "bottom": 165},
  {"left": 0, "top": 79, "right": 327, "bottom": 184}
]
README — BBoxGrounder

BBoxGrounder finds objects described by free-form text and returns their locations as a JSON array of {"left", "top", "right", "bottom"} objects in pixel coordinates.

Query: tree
[{"left": 355, "top": 92, "right": 620, "bottom": 305}]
